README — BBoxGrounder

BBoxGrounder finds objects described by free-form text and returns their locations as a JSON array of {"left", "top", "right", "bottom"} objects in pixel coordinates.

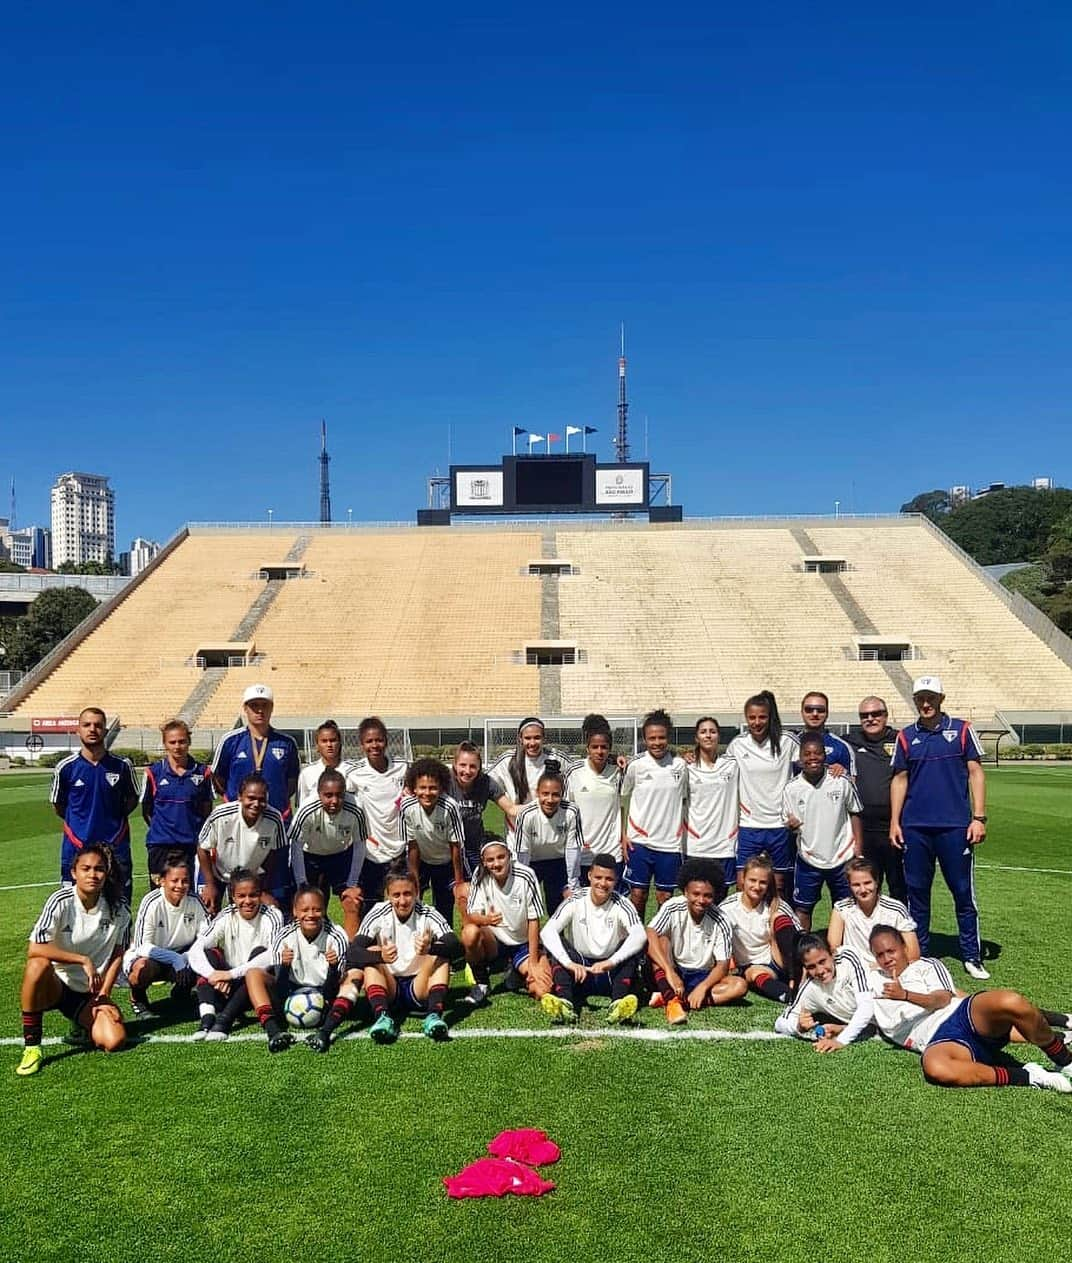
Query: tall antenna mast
[
  {"left": 9, "top": 477, "right": 15, "bottom": 530},
  {"left": 319, "top": 420, "right": 332, "bottom": 524},
  {"left": 614, "top": 323, "right": 630, "bottom": 463}
]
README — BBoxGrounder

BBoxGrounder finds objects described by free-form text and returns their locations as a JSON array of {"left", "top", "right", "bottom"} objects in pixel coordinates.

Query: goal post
[{"left": 483, "top": 716, "right": 639, "bottom": 764}]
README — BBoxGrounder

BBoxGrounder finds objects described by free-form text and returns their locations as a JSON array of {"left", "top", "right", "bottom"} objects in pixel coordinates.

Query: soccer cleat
[
  {"left": 62, "top": 1020, "right": 89, "bottom": 1048},
  {"left": 963, "top": 960, "right": 990, "bottom": 981},
  {"left": 500, "top": 966, "right": 522, "bottom": 993},
  {"left": 15, "top": 1046, "right": 43, "bottom": 1077},
  {"left": 305, "top": 1030, "right": 331, "bottom": 1053},
  {"left": 267, "top": 1031, "right": 293, "bottom": 1054},
  {"left": 666, "top": 997, "right": 688, "bottom": 1026},
  {"left": 649, "top": 991, "right": 666, "bottom": 1008},
  {"left": 369, "top": 1013, "right": 398, "bottom": 1044},
  {"left": 462, "top": 983, "right": 490, "bottom": 1007},
  {"left": 540, "top": 993, "right": 577, "bottom": 1025},
  {"left": 422, "top": 1013, "right": 450, "bottom": 1041},
  {"left": 607, "top": 995, "right": 639, "bottom": 1025},
  {"left": 204, "top": 1025, "right": 230, "bottom": 1043},
  {"left": 129, "top": 995, "right": 154, "bottom": 1018},
  {"left": 190, "top": 1023, "right": 213, "bottom": 1042},
  {"left": 1025, "top": 1062, "right": 1072, "bottom": 1093}
]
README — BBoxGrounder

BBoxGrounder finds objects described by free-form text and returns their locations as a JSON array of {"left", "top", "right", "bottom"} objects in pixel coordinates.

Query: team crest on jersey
[
  {"left": 942, "top": 731, "right": 957, "bottom": 743},
  {"left": 105, "top": 772, "right": 120, "bottom": 787},
  {"left": 883, "top": 743, "right": 895, "bottom": 757},
  {"left": 191, "top": 774, "right": 204, "bottom": 785},
  {"left": 272, "top": 747, "right": 285, "bottom": 761}
]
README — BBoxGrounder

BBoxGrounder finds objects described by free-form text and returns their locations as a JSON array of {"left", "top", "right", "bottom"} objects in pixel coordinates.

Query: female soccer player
[
  {"left": 868, "top": 926, "right": 1072, "bottom": 1092},
  {"left": 348, "top": 716, "right": 409, "bottom": 905},
  {"left": 17, "top": 843, "right": 130, "bottom": 1076},
  {"left": 141, "top": 718, "right": 214, "bottom": 884},
  {"left": 682, "top": 717, "right": 739, "bottom": 886},
  {"left": 187, "top": 868, "right": 285, "bottom": 1040},
  {"left": 646, "top": 858, "right": 747, "bottom": 1025},
  {"left": 487, "top": 718, "right": 573, "bottom": 848},
  {"left": 563, "top": 714, "right": 622, "bottom": 887},
  {"left": 513, "top": 770, "right": 584, "bottom": 914},
  {"left": 401, "top": 758, "right": 467, "bottom": 924},
  {"left": 296, "top": 719, "right": 358, "bottom": 805},
  {"left": 827, "top": 857, "right": 920, "bottom": 967},
  {"left": 458, "top": 840, "right": 550, "bottom": 1006},
  {"left": 621, "top": 709, "right": 688, "bottom": 915},
  {"left": 289, "top": 768, "right": 368, "bottom": 937},
  {"left": 539, "top": 853, "right": 647, "bottom": 1025},
  {"left": 448, "top": 741, "right": 515, "bottom": 876},
  {"left": 721, "top": 691, "right": 794, "bottom": 894},
  {"left": 718, "top": 853, "right": 801, "bottom": 1004},
  {"left": 196, "top": 773, "right": 288, "bottom": 913},
  {"left": 245, "top": 884, "right": 349, "bottom": 1053},
  {"left": 774, "top": 935, "right": 875, "bottom": 1052},
  {"left": 124, "top": 851, "right": 210, "bottom": 1016},
  {"left": 346, "top": 868, "right": 460, "bottom": 1043}
]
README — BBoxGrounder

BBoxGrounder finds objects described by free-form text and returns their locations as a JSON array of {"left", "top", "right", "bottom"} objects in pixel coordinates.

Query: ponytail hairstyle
[
  {"left": 744, "top": 690, "right": 782, "bottom": 757},
  {"left": 470, "top": 835, "right": 510, "bottom": 891},
  {"left": 581, "top": 713, "right": 611, "bottom": 745},
  {"left": 796, "top": 932, "right": 830, "bottom": 969},
  {"left": 739, "top": 851, "right": 777, "bottom": 906},
  {"left": 508, "top": 717, "right": 545, "bottom": 803},
  {"left": 75, "top": 842, "right": 125, "bottom": 910}
]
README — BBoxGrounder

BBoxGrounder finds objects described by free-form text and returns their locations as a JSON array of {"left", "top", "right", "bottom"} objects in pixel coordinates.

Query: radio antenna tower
[
  {"left": 614, "top": 323, "right": 630, "bottom": 463},
  {"left": 319, "top": 421, "right": 332, "bottom": 523}
]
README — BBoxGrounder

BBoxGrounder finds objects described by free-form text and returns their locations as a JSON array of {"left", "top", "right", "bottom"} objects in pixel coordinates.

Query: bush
[
  {"left": 11, "top": 756, "right": 26, "bottom": 766},
  {"left": 190, "top": 748, "right": 214, "bottom": 765},
  {"left": 110, "top": 747, "right": 151, "bottom": 766},
  {"left": 1019, "top": 744, "right": 1045, "bottom": 758},
  {"left": 38, "top": 751, "right": 67, "bottom": 767}
]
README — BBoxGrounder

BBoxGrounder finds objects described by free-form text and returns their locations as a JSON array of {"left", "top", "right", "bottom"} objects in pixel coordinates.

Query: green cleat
[
  {"left": 607, "top": 995, "right": 639, "bottom": 1025},
  {"left": 462, "top": 963, "right": 476, "bottom": 988},
  {"left": 422, "top": 1013, "right": 450, "bottom": 1041},
  {"left": 15, "top": 1046, "right": 43, "bottom": 1077},
  {"left": 369, "top": 1013, "right": 398, "bottom": 1044},
  {"left": 540, "top": 993, "right": 577, "bottom": 1025}
]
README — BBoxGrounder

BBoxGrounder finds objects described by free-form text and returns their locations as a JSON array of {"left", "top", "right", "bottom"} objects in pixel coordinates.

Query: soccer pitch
[{"left": 2, "top": 767, "right": 1071, "bottom": 1263}]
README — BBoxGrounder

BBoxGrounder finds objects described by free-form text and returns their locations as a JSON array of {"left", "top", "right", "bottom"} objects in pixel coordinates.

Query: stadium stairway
[{"left": 540, "top": 526, "right": 562, "bottom": 715}]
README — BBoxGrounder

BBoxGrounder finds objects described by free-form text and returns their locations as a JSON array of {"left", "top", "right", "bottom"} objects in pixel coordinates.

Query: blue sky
[{"left": 3, "top": 2, "right": 1070, "bottom": 545}]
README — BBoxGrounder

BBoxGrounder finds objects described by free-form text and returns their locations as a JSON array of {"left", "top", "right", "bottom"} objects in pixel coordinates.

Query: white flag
[
  {"left": 527, "top": 433, "right": 545, "bottom": 451},
  {"left": 565, "top": 425, "right": 582, "bottom": 436}
]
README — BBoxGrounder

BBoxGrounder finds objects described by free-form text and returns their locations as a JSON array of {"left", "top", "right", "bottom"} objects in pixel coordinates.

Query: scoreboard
[{"left": 450, "top": 455, "right": 650, "bottom": 515}]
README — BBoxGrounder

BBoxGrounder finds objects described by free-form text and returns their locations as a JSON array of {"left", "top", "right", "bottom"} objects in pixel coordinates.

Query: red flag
[{"left": 547, "top": 432, "right": 561, "bottom": 443}]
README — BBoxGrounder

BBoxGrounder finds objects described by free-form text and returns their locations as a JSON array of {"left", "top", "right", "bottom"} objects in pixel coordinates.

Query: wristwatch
[{"left": 972, "top": 815, "right": 988, "bottom": 824}]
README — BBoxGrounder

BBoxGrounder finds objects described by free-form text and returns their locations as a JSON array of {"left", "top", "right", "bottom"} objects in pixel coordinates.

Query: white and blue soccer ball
[{"left": 284, "top": 987, "right": 326, "bottom": 1029}]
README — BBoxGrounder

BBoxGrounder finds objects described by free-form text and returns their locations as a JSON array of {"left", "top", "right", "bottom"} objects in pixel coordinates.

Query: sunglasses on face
[
  {"left": 802, "top": 706, "right": 827, "bottom": 714},
  {"left": 859, "top": 710, "right": 887, "bottom": 720}
]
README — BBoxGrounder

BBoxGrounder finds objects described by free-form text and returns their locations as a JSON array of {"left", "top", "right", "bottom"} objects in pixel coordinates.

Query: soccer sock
[
  {"left": 752, "top": 971, "right": 790, "bottom": 1004},
  {"left": 653, "top": 967, "right": 676, "bottom": 1003},
  {"left": 195, "top": 981, "right": 216, "bottom": 1008},
  {"left": 256, "top": 1004, "right": 281, "bottom": 1039},
  {"left": 198, "top": 1001, "right": 217, "bottom": 1021},
  {"left": 366, "top": 985, "right": 388, "bottom": 1018},
  {"left": 1041, "top": 1036, "right": 1072, "bottom": 1068},
  {"left": 611, "top": 968, "right": 635, "bottom": 1002},
  {"left": 772, "top": 917, "right": 798, "bottom": 987},
  {"left": 993, "top": 1065, "right": 1031, "bottom": 1087},
  {"left": 21, "top": 1012, "right": 43, "bottom": 1047},
  {"left": 427, "top": 984, "right": 448, "bottom": 1016},
  {"left": 216, "top": 983, "right": 250, "bottom": 1027},
  {"left": 131, "top": 986, "right": 150, "bottom": 1007},
  {"left": 321, "top": 996, "right": 353, "bottom": 1036},
  {"left": 1040, "top": 1010, "right": 1071, "bottom": 1030},
  {"left": 471, "top": 960, "right": 491, "bottom": 986},
  {"left": 551, "top": 966, "right": 573, "bottom": 1002}
]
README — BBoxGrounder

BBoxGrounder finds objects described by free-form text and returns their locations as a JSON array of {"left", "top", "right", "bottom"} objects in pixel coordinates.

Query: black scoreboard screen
[
  {"left": 515, "top": 457, "right": 585, "bottom": 506},
  {"left": 450, "top": 455, "right": 650, "bottom": 515}
]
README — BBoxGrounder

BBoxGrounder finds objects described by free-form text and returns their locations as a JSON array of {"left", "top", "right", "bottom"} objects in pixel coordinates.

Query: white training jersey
[
  {"left": 188, "top": 904, "right": 285, "bottom": 978},
  {"left": 357, "top": 899, "right": 452, "bottom": 977},
  {"left": 718, "top": 891, "right": 801, "bottom": 968},
  {"left": 466, "top": 861, "right": 545, "bottom": 947},
  {"left": 268, "top": 920, "right": 349, "bottom": 988},
  {"left": 348, "top": 756, "right": 409, "bottom": 864},
  {"left": 30, "top": 889, "right": 131, "bottom": 993},
  {"left": 514, "top": 800, "right": 584, "bottom": 868},
  {"left": 197, "top": 802, "right": 287, "bottom": 880},
  {"left": 400, "top": 795, "right": 465, "bottom": 865},
  {"left": 783, "top": 948, "right": 870, "bottom": 1026},
  {"left": 782, "top": 771, "right": 862, "bottom": 869},
  {"left": 648, "top": 896, "right": 733, "bottom": 973},
  {"left": 722, "top": 733, "right": 794, "bottom": 830},
  {"left": 563, "top": 760, "right": 622, "bottom": 863},
  {"left": 622, "top": 751, "right": 689, "bottom": 853},
  {"left": 869, "top": 957, "right": 961, "bottom": 1052},
  {"left": 541, "top": 888, "right": 642, "bottom": 963},
  {"left": 683, "top": 758, "right": 739, "bottom": 859},
  {"left": 296, "top": 757, "right": 359, "bottom": 805},
  {"left": 129, "top": 889, "right": 209, "bottom": 955},
  {"left": 288, "top": 798, "right": 367, "bottom": 887},
  {"left": 488, "top": 747, "right": 579, "bottom": 835},
  {"left": 833, "top": 896, "right": 917, "bottom": 966}
]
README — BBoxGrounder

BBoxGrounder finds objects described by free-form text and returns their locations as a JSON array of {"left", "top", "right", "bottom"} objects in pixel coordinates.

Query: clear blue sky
[{"left": 3, "top": 2, "right": 1070, "bottom": 545}]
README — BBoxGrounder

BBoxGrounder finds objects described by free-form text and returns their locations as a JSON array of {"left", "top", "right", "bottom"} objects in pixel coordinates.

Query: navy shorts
[
  {"left": 927, "top": 996, "right": 1004, "bottom": 1063},
  {"left": 680, "top": 967, "right": 714, "bottom": 993},
  {"left": 489, "top": 939, "right": 531, "bottom": 971},
  {"left": 395, "top": 975, "right": 428, "bottom": 1013},
  {"left": 792, "top": 857, "right": 850, "bottom": 911},
  {"left": 624, "top": 844, "right": 681, "bottom": 893},
  {"left": 304, "top": 849, "right": 357, "bottom": 896},
  {"left": 737, "top": 827, "right": 792, "bottom": 872}
]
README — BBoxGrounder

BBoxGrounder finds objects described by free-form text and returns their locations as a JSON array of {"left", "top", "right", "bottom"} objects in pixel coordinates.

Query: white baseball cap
[
  {"left": 912, "top": 675, "right": 944, "bottom": 696},
  {"left": 242, "top": 683, "right": 274, "bottom": 704}
]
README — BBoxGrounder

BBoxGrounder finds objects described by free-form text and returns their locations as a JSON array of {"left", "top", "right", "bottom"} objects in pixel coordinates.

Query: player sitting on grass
[
  {"left": 718, "top": 852, "right": 801, "bottom": 1004},
  {"left": 401, "top": 758, "right": 467, "bottom": 925},
  {"left": 457, "top": 839, "right": 551, "bottom": 1007},
  {"left": 288, "top": 768, "right": 367, "bottom": 938},
  {"left": 645, "top": 858, "right": 747, "bottom": 1025},
  {"left": 187, "top": 868, "right": 284, "bottom": 1041},
  {"left": 345, "top": 867, "right": 460, "bottom": 1044},
  {"left": 868, "top": 926, "right": 1072, "bottom": 1092},
  {"left": 826, "top": 857, "right": 919, "bottom": 967},
  {"left": 123, "top": 851, "right": 209, "bottom": 1017},
  {"left": 17, "top": 843, "right": 130, "bottom": 1076},
  {"left": 539, "top": 853, "right": 646, "bottom": 1025},
  {"left": 774, "top": 935, "right": 875, "bottom": 1052},
  {"left": 245, "top": 884, "right": 349, "bottom": 1053},
  {"left": 513, "top": 769, "right": 584, "bottom": 915}
]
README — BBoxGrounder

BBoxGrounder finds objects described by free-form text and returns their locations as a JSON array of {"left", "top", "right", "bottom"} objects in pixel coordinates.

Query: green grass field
[{"left": 3, "top": 767, "right": 1071, "bottom": 1262}]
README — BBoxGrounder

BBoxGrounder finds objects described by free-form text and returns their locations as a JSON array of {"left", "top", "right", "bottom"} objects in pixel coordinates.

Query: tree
[
  {"left": 4, "top": 587, "right": 98, "bottom": 671},
  {"left": 56, "top": 558, "right": 120, "bottom": 576},
  {"left": 0, "top": 559, "right": 26, "bottom": 573},
  {"left": 940, "top": 487, "right": 1072, "bottom": 566},
  {"left": 900, "top": 489, "right": 951, "bottom": 521}
]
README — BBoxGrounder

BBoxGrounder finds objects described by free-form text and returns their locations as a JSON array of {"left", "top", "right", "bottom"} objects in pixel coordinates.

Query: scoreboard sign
[{"left": 450, "top": 455, "right": 649, "bottom": 515}]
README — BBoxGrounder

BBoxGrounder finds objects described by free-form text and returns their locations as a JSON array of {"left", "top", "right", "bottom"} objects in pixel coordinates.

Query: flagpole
[
  {"left": 565, "top": 430, "right": 570, "bottom": 454},
  {"left": 512, "top": 427, "right": 516, "bottom": 456}
]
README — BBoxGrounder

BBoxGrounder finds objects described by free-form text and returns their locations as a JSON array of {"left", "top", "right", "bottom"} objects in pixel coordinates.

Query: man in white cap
[
  {"left": 211, "top": 684, "right": 300, "bottom": 824},
  {"left": 888, "top": 677, "right": 990, "bottom": 979}
]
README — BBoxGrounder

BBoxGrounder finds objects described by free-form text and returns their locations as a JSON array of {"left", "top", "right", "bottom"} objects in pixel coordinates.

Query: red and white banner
[{"left": 32, "top": 716, "right": 81, "bottom": 733}]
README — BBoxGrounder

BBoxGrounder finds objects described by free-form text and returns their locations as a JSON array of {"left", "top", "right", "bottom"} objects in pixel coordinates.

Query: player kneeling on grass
[
  {"left": 244, "top": 885, "right": 349, "bottom": 1053},
  {"left": 289, "top": 769, "right": 367, "bottom": 939},
  {"left": 868, "top": 926, "right": 1072, "bottom": 1093},
  {"left": 457, "top": 839, "right": 552, "bottom": 1007},
  {"left": 718, "top": 853, "right": 801, "bottom": 1005},
  {"left": 826, "top": 857, "right": 919, "bottom": 968},
  {"left": 539, "top": 854, "right": 647, "bottom": 1025},
  {"left": 774, "top": 935, "right": 875, "bottom": 1052},
  {"left": 346, "top": 868, "right": 460, "bottom": 1043},
  {"left": 17, "top": 844, "right": 130, "bottom": 1076},
  {"left": 645, "top": 858, "right": 747, "bottom": 1025},
  {"left": 186, "top": 869, "right": 284, "bottom": 1041},
  {"left": 124, "top": 851, "right": 209, "bottom": 1018}
]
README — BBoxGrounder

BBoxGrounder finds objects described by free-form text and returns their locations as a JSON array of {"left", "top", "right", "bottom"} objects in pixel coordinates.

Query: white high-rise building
[
  {"left": 125, "top": 536, "right": 159, "bottom": 576},
  {"left": 50, "top": 472, "right": 115, "bottom": 568}
]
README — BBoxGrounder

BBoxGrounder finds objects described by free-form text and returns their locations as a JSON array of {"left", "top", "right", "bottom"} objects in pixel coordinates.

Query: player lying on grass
[
  {"left": 539, "top": 853, "right": 647, "bottom": 1025},
  {"left": 187, "top": 868, "right": 284, "bottom": 1041},
  {"left": 288, "top": 768, "right": 367, "bottom": 938},
  {"left": 645, "top": 858, "right": 747, "bottom": 1025},
  {"left": 401, "top": 757, "right": 466, "bottom": 925},
  {"left": 513, "top": 769, "right": 584, "bottom": 914},
  {"left": 245, "top": 884, "right": 349, "bottom": 1053},
  {"left": 197, "top": 773, "right": 288, "bottom": 914},
  {"left": 123, "top": 851, "right": 209, "bottom": 1017},
  {"left": 826, "top": 857, "right": 919, "bottom": 967},
  {"left": 868, "top": 926, "right": 1072, "bottom": 1092},
  {"left": 457, "top": 839, "right": 551, "bottom": 1007},
  {"left": 718, "top": 852, "right": 800, "bottom": 1005},
  {"left": 17, "top": 843, "right": 130, "bottom": 1076},
  {"left": 345, "top": 867, "right": 460, "bottom": 1044},
  {"left": 774, "top": 935, "right": 875, "bottom": 1052}
]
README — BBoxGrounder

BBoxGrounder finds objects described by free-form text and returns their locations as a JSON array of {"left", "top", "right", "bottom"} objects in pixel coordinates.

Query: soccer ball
[{"left": 284, "top": 987, "right": 326, "bottom": 1029}]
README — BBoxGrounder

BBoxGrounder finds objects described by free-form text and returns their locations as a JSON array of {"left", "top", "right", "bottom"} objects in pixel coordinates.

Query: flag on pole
[
  {"left": 546, "top": 432, "right": 561, "bottom": 452},
  {"left": 582, "top": 425, "right": 597, "bottom": 452},
  {"left": 565, "top": 425, "right": 582, "bottom": 452},
  {"left": 512, "top": 425, "right": 527, "bottom": 456},
  {"left": 527, "top": 433, "right": 544, "bottom": 453}
]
